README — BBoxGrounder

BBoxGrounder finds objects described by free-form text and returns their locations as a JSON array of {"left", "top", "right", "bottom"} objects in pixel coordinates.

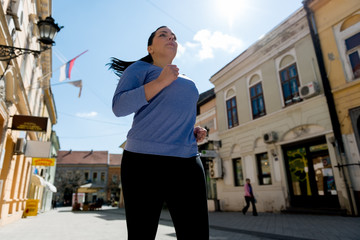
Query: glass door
[
  {"left": 283, "top": 137, "right": 340, "bottom": 208},
  {"left": 286, "top": 147, "right": 312, "bottom": 199}
]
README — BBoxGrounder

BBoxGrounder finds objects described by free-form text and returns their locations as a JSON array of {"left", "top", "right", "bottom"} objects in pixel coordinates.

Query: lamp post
[{"left": 0, "top": 16, "right": 62, "bottom": 61}]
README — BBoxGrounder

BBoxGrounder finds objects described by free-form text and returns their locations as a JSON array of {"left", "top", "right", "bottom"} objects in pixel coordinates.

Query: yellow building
[
  {"left": 304, "top": 0, "right": 360, "bottom": 216},
  {"left": 0, "top": 0, "right": 59, "bottom": 226}
]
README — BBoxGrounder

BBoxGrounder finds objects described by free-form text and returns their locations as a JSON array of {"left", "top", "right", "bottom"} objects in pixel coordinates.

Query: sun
[{"left": 214, "top": 0, "right": 249, "bottom": 28}]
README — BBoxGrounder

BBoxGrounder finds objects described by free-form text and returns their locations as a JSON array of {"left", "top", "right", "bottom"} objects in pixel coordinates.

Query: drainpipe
[{"left": 302, "top": 0, "right": 356, "bottom": 216}]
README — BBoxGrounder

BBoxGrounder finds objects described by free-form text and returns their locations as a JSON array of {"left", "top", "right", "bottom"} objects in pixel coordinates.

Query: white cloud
[
  {"left": 178, "top": 29, "right": 243, "bottom": 61},
  {"left": 176, "top": 42, "right": 186, "bottom": 58},
  {"left": 76, "top": 111, "right": 98, "bottom": 118}
]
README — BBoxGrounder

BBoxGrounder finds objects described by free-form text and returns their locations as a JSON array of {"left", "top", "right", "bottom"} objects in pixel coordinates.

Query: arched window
[
  {"left": 334, "top": 13, "right": 360, "bottom": 81},
  {"left": 225, "top": 88, "right": 238, "bottom": 129},
  {"left": 278, "top": 54, "right": 301, "bottom": 106},
  {"left": 248, "top": 74, "right": 266, "bottom": 119}
]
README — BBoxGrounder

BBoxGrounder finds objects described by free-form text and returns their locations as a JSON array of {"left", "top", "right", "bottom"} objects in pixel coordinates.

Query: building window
[
  {"left": 112, "top": 175, "right": 118, "bottom": 184},
  {"left": 250, "top": 82, "right": 266, "bottom": 119},
  {"left": 280, "top": 63, "right": 300, "bottom": 106},
  {"left": 93, "top": 172, "right": 98, "bottom": 183},
  {"left": 349, "top": 107, "right": 360, "bottom": 155},
  {"left": 233, "top": 158, "right": 244, "bottom": 186},
  {"left": 256, "top": 153, "right": 272, "bottom": 185},
  {"left": 345, "top": 31, "right": 360, "bottom": 79},
  {"left": 226, "top": 97, "right": 239, "bottom": 129},
  {"left": 84, "top": 171, "right": 89, "bottom": 181},
  {"left": 101, "top": 172, "right": 105, "bottom": 183}
]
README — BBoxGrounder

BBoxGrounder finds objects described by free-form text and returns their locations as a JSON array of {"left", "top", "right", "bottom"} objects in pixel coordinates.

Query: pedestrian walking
[
  {"left": 109, "top": 26, "right": 209, "bottom": 240},
  {"left": 242, "top": 178, "right": 258, "bottom": 216}
]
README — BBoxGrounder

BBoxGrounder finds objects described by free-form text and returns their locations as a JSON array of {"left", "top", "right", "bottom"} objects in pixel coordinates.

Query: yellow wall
[
  {"left": 311, "top": 0, "right": 360, "bottom": 135},
  {"left": 309, "top": 0, "right": 360, "bottom": 214}
]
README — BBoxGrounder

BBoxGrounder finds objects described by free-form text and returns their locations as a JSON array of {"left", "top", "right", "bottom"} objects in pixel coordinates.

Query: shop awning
[
  {"left": 31, "top": 175, "right": 57, "bottom": 192},
  {"left": 31, "top": 174, "right": 46, "bottom": 186},
  {"left": 77, "top": 183, "right": 102, "bottom": 193},
  {"left": 45, "top": 181, "right": 57, "bottom": 192}
]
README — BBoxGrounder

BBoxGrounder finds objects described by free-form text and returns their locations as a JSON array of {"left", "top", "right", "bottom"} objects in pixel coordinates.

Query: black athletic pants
[
  {"left": 242, "top": 196, "right": 257, "bottom": 216},
  {"left": 121, "top": 150, "right": 209, "bottom": 240}
]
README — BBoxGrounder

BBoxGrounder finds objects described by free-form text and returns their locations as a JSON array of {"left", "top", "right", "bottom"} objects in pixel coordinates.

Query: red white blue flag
[{"left": 59, "top": 50, "right": 88, "bottom": 82}]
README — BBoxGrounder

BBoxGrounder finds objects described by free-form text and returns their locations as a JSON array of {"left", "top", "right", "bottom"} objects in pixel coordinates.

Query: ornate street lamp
[{"left": 0, "top": 16, "right": 62, "bottom": 61}]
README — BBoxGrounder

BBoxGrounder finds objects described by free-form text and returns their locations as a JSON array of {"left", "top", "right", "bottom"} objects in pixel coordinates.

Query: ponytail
[{"left": 108, "top": 54, "right": 153, "bottom": 78}]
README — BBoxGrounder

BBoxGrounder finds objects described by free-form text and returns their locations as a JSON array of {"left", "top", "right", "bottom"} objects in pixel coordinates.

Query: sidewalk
[
  {"left": 0, "top": 206, "right": 359, "bottom": 240},
  {"left": 160, "top": 209, "right": 360, "bottom": 240}
]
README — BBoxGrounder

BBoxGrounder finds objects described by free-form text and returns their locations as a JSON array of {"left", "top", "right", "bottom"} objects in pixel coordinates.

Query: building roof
[
  {"left": 197, "top": 88, "right": 215, "bottom": 115},
  {"left": 198, "top": 88, "right": 215, "bottom": 106},
  {"left": 109, "top": 154, "right": 122, "bottom": 166},
  {"left": 57, "top": 150, "right": 108, "bottom": 165}
]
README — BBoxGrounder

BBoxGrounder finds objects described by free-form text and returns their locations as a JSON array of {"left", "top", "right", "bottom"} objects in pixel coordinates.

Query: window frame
[
  {"left": 112, "top": 175, "right": 118, "bottom": 184},
  {"left": 226, "top": 96, "right": 239, "bottom": 129},
  {"left": 92, "top": 172, "right": 98, "bottom": 183},
  {"left": 279, "top": 63, "right": 301, "bottom": 106},
  {"left": 345, "top": 32, "right": 360, "bottom": 79},
  {"left": 84, "top": 171, "right": 90, "bottom": 181},
  {"left": 334, "top": 14, "right": 360, "bottom": 82},
  {"left": 232, "top": 158, "right": 244, "bottom": 186},
  {"left": 249, "top": 82, "right": 266, "bottom": 119},
  {"left": 100, "top": 172, "right": 106, "bottom": 183},
  {"left": 256, "top": 152, "right": 272, "bottom": 185}
]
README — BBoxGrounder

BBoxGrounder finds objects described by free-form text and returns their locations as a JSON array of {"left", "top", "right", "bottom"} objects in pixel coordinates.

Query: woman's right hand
[
  {"left": 144, "top": 64, "right": 179, "bottom": 101},
  {"left": 158, "top": 64, "right": 179, "bottom": 87}
]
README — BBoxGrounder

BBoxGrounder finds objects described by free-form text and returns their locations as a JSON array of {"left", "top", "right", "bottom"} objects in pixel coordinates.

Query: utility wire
[
  {"left": 59, "top": 132, "right": 127, "bottom": 139},
  {"left": 145, "top": 0, "right": 197, "bottom": 34}
]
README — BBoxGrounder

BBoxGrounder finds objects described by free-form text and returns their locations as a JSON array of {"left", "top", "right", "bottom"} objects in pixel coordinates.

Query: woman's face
[{"left": 148, "top": 27, "right": 177, "bottom": 60}]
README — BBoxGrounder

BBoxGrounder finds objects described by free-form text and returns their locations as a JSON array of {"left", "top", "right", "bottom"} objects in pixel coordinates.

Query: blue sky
[{"left": 50, "top": 0, "right": 303, "bottom": 154}]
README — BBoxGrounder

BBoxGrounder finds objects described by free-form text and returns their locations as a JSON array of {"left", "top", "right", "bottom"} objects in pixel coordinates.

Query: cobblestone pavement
[{"left": 0, "top": 206, "right": 359, "bottom": 240}]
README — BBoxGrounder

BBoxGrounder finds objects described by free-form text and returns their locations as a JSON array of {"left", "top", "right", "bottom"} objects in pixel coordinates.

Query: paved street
[{"left": 0, "top": 206, "right": 359, "bottom": 240}]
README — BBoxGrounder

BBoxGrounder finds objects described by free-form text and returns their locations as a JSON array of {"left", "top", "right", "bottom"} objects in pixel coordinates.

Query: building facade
[
  {"left": 304, "top": 0, "right": 360, "bottom": 216},
  {"left": 55, "top": 150, "right": 122, "bottom": 207},
  {"left": 107, "top": 153, "right": 122, "bottom": 207},
  {"left": 210, "top": 7, "right": 353, "bottom": 214},
  {"left": 195, "top": 88, "right": 222, "bottom": 211},
  {"left": 0, "top": 0, "right": 58, "bottom": 226}
]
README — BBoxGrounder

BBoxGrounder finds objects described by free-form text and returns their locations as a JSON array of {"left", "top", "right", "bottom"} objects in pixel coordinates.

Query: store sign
[
  {"left": 32, "top": 158, "right": 56, "bottom": 166},
  {"left": 11, "top": 115, "right": 48, "bottom": 132},
  {"left": 25, "top": 141, "right": 51, "bottom": 158},
  {"left": 24, "top": 199, "right": 39, "bottom": 217}
]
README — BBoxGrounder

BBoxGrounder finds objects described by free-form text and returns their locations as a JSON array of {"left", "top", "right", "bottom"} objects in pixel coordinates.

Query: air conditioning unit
[
  {"left": 299, "top": 81, "right": 320, "bottom": 99},
  {"left": 209, "top": 157, "right": 222, "bottom": 179},
  {"left": 14, "top": 138, "right": 26, "bottom": 154},
  {"left": 263, "top": 131, "right": 278, "bottom": 144}
]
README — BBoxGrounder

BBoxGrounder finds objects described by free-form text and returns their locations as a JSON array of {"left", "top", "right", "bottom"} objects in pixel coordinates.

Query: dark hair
[{"left": 108, "top": 26, "right": 168, "bottom": 77}]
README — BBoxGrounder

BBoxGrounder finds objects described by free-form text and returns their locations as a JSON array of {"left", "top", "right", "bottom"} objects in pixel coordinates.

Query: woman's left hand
[{"left": 194, "top": 127, "right": 207, "bottom": 142}]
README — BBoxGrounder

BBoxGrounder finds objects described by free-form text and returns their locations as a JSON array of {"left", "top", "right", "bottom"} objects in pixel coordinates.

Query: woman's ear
[{"left": 147, "top": 46, "right": 154, "bottom": 55}]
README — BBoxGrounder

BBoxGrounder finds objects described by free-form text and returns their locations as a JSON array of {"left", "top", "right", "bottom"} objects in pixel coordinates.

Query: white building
[{"left": 210, "top": 7, "right": 352, "bottom": 214}]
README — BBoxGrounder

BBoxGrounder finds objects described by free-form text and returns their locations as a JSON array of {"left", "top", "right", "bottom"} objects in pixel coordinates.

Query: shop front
[{"left": 282, "top": 136, "right": 340, "bottom": 209}]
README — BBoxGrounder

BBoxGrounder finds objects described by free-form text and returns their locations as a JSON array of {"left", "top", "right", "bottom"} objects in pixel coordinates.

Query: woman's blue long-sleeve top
[{"left": 112, "top": 61, "right": 199, "bottom": 158}]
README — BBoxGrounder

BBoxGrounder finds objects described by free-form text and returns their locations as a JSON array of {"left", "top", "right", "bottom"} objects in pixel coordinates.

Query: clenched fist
[{"left": 158, "top": 64, "right": 179, "bottom": 87}]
